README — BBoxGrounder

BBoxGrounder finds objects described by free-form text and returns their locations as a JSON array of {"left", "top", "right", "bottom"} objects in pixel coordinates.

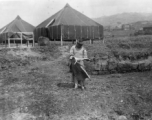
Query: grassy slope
[
  {"left": 105, "top": 36, "right": 152, "bottom": 60},
  {"left": 0, "top": 40, "right": 152, "bottom": 120}
]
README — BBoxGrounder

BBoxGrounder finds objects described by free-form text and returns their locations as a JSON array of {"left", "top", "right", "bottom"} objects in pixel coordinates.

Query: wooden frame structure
[{"left": 6, "top": 32, "right": 34, "bottom": 48}]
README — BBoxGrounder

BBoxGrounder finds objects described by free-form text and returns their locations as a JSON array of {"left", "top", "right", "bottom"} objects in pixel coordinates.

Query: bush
[
  {"left": 32, "top": 42, "right": 62, "bottom": 59},
  {"left": 38, "top": 36, "right": 50, "bottom": 46}
]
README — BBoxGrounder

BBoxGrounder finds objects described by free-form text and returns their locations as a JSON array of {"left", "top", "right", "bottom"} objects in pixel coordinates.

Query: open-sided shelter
[
  {"left": 35, "top": 3, "right": 103, "bottom": 45},
  {"left": 0, "top": 15, "right": 35, "bottom": 47}
]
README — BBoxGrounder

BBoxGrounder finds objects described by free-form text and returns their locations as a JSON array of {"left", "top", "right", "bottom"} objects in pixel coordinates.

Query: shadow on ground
[{"left": 57, "top": 83, "right": 74, "bottom": 88}]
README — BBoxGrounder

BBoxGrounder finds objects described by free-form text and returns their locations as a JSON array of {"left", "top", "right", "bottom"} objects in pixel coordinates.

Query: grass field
[
  {"left": 105, "top": 35, "right": 152, "bottom": 60},
  {"left": 0, "top": 36, "right": 152, "bottom": 120}
]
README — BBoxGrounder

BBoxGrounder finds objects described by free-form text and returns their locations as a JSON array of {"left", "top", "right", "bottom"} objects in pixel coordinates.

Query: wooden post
[
  {"left": 33, "top": 33, "right": 34, "bottom": 47},
  {"left": 68, "top": 25, "right": 69, "bottom": 40},
  {"left": 14, "top": 40, "right": 15, "bottom": 47},
  {"left": 74, "top": 25, "right": 76, "bottom": 40},
  {"left": 61, "top": 35, "right": 63, "bottom": 46},
  {"left": 28, "top": 40, "right": 29, "bottom": 47},
  {"left": 21, "top": 32, "right": 23, "bottom": 47},
  {"left": 52, "top": 27, "right": 53, "bottom": 40},
  {"left": 90, "top": 39, "right": 91, "bottom": 44},
  {"left": 87, "top": 27, "right": 88, "bottom": 39},
  {"left": 103, "top": 38, "right": 105, "bottom": 45},
  {"left": 93, "top": 27, "right": 94, "bottom": 44},
  {"left": 98, "top": 26, "right": 100, "bottom": 40},
  {"left": 8, "top": 38, "right": 10, "bottom": 48},
  {"left": 5, "top": 33, "right": 7, "bottom": 47},
  {"left": 81, "top": 26, "right": 82, "bottom": 39},
  {"left": 74, "top": 25, "right": 76, "bottom": 44},
  {"left": 5, "top": 39, "right": 6, "bottom": 48},
  {"left": 72, "top": 39, "right": 74, "bottom": 44},
  {"left": 90, "top": 39, "right": 93, "bottom": 44},
  {"left": 61, "top": 25, "right": 63, "bottom": 46}
]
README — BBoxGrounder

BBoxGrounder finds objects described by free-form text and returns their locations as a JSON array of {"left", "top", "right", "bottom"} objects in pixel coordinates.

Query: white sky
[{"left": 0, "top": 0, "right": 152, "bottom": 28}]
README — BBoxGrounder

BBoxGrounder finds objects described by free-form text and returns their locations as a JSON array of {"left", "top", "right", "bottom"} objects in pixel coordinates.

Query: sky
[{"left": 0, "top": 0, "right": 152, "bottom": 28}]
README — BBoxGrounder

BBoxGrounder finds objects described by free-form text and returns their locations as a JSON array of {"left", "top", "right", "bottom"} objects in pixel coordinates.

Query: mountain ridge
[{"left": 93, "top": 12, "right": 152, "bottom": 27}]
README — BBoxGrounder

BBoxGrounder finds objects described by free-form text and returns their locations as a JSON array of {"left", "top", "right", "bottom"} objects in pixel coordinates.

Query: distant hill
[
  {"left": 93, "top": 12, "right": 152, "bottom": 27},
  {"left": 130, "top": 21, "right": 152, "bottom": 30}
]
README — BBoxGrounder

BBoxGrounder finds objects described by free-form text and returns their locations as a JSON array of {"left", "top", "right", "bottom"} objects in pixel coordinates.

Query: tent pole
[
  {"left": 5, "top": 33, "right": 6, "bottom": 47},
  {"left": 98, "top": 26, "right": 100, "bottom": 40},
  {"left": 92, "top": 27, "right": 94, "bottom": 44},
  {"left": 72, "top": 39, "right": 74, "bottom": 44},
  {"left": 27, "top": 40, "right": 29, "bottom": 47},
  {"left": 21, "top": 32, "right": 23, "bottom": 47},
  {"left": 90, "top": 26, "right": 91, "bottom": 43},
  {"left": 5, "top": 38, "right": 7, "bottom": 48},
  {"left": 74, "top": 25, "right": 76, "bottom": 43},
  {"left": 61, "top": 25, "right": 63, "bottom": 46},
  {"left": 81, "top": 26, "right": 82, "bottom": 39},
  {"left": 87, "top": 27, "right": 88, "bottom": 39},
  {"left": 103, "top": 38, "right": 105, "bottom": 45},
  {"left": 33, "top": 33, "right": 34, "bottom": 47},
  {"left": 90, "top": 39, "right": 92, "bottom": 44},
  {"left": 57, "top": 25, "right": 58, "bottom": 39},
  {"left": 68, "top": 25, "right": 69, "bottom": 40},
  {"left": 8, "top": 38, "right": 10, "bottom": 48},
  {"left": 52, "top": 27, "right": 53, "bottom": 40}
]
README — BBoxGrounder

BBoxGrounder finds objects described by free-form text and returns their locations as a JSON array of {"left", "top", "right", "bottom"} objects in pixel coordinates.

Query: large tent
[
  {"left": 0, "top": 15, "right": 35, "bottom": 47},
  {"left": 35, "top": 3, "right": 103, "bottom": 45}
]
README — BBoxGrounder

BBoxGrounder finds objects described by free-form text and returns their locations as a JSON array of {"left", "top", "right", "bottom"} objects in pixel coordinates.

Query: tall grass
[{"left": 104, "top": 35, "right": 152, "bottom": 60}]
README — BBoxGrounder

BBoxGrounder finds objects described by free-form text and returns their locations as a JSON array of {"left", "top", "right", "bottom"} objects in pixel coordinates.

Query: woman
[{"left": 69, "top": 39, "right": 88, "bottom": 67}]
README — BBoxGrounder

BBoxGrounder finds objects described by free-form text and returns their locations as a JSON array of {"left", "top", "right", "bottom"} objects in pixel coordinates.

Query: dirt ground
[{"left": 0, "top": 44, "right": 152, "bottom": 120}]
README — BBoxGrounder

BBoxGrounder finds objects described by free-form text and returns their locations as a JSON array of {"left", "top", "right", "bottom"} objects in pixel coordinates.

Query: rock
[
  {"left": 92, "top": 71, "right": 99, "bottom": 75},
  {"left": 138, "top": 60, "right": 151, "bottom": 71},
  {"left": 94, "top": 60, "right": 102, "bottom": 70},
  {"left": 6, "top": 112, "right": 36, "bottom": 120},
  {"left": 107, "top": 61, "right": 117, "bottom": 72},
  {"left": 101, "top": 60, "right": 108, "bottom": 71},
  {"left": 130, "top": 62, "right": 138, "bottom": 71},
  {"left": 117, "top": 115, "right": 127, "bottom": 120}
]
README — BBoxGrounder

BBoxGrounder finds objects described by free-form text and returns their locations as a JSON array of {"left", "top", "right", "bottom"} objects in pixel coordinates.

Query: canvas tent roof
[
  {"left": 37, "top": 3, "right": 102, "bottom": 28},
  {"left": 0, "top": 15, "right": 35, "bottom": 33}
]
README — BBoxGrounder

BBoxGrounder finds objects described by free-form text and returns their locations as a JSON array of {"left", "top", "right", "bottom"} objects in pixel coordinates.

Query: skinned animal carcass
[{"left": 69, "top": 56, "right": 90, "bottom": 90}]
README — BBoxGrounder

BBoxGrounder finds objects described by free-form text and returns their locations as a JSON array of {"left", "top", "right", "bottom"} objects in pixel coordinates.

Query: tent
[
  {"left": 35, "top": 3, "right": 103, "bottom": 45},
  {"left": 0, "top": 15, "right": 35, "bottom": 47}
]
